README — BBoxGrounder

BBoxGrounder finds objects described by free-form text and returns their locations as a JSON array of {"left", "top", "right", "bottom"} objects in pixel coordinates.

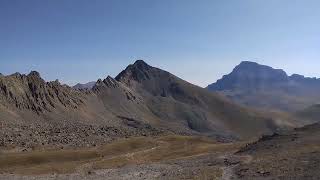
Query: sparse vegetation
[{"left": 0, "top": 135, "right": 243, "bottom": 176}]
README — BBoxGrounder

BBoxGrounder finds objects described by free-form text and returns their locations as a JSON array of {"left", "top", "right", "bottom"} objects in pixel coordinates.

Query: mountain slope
[
  {"left": 207, "top": 61, "right": 320, "bottom": 112},
  {"left": 236, "top": 123, "right": 320, "bottom": 179}
]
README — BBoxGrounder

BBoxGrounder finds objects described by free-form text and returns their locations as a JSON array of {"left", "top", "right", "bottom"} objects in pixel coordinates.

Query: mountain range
[
  {"left": 207, "top": 61, "right": 320, "bottom": 113},
  {"left": 0, "top": 60, "right": 290, "bottom": 150}
]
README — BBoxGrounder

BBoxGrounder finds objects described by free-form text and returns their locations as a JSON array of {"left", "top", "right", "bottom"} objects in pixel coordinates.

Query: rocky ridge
[{"left": 0, "top": 71, "right": 84, "bottom": 114}]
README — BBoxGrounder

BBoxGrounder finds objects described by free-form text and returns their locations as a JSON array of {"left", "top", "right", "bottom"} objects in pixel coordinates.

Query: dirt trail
[
  {"left": 76, "top": 145, "right": 160, "bottom": 174},
  {"left": 220, "top": 154, "right": 253, "bottom": 180}
]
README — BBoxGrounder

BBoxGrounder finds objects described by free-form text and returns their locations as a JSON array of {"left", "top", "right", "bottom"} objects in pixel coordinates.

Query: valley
[{"left": 2, "top": 1, "right": 320, "bottom": 179}]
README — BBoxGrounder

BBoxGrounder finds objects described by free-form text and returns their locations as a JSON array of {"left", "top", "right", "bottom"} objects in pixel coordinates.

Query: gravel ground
[{"left": 0, "top": 153, "right": 227, "bottom": 180}]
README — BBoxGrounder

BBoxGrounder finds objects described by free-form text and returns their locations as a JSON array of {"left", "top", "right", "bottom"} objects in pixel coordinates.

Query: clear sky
[{"left": 1, "top": 0, "right": 319, "bottom": 87}]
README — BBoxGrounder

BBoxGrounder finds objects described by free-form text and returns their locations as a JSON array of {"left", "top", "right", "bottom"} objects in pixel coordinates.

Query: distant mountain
[
  {"left": 207, "top": 61, "right": 320, "bottom": 112},
  {"left": 0, "top": 60, "right": 289, "bottom": 149},
  {"left": 73, "top": 81, "right": 96, "bottom": 90}
]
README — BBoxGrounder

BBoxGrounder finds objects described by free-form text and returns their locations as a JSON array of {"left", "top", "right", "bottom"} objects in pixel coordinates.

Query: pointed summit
[
  {"left": 27, "top": 71, "right": 45, "bottom": 83},
  {"left": 11, "top": 72, "right": 22, "bottom": 78},
  {"left": 115, "top": 60, "right": 153, "bottom": 83},
  {"left": 28, "top": 71, "right": 41, "bottom": 77},
  {"left": 131, "top": 60, "right": 151, "bottom": 71},
  {"left": 103, "top": 76, "right": 119, "bottom": 88},
  {"left": 133, "top": 59, "right": 148, "bottom": 65},
  {"left": 92, "top": 79, "right": 104, "bottom": 89},
  {"left": 105, "top": 75, "right": 115, "bottom": 81}
]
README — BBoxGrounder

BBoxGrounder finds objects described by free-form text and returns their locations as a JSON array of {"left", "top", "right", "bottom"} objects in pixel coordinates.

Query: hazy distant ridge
[{"left": 207, "top": 61, "right": 320, "bottom": 112}]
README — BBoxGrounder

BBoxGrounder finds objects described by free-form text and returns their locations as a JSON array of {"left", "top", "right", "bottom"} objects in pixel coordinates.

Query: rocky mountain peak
[
  {"left": 28, "top": 71, "right": 41, "bottom": 77},
  {"left": 207, "top": 61, "right": 320, "bottom": 112},
  {"left": 92, "top": 76, "right": 120, "bottom": 91},
  {"left": 11, "top": 72, "right": 22, "bottom": 78},
  {"left": 234, "top": 61, "right": 287, "bottom": 77},
  {"left": 92, "top": 79, "right": 104, "bottom": 89},
  {"left": 103, "top": 76, "right": 119, "bottom": 88},
  {"left": 96, "top": 79, "right": 103, "bottom": 84},
  {"left": 105, "top": 75, "right": 115, "bottom": 81},
  {"left": 26, "top": 71, "right": 45, "bottom": 85},
  {"left": 132, "top": 60, "right": 151, "bottom": 69},
  {"left": 208, "top": 61, "right": 289, "bottom": 91},
  {"left": 115, "top": 60, "right": 153, "bottom": 84},
  {"left": 236, "top": 61, "right": 260, "bottom": 68}
]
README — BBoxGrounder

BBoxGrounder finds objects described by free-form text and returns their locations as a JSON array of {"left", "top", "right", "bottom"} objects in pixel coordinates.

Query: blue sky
[{"left": 1, "top": 0, "right": 319, "bottom": 87}]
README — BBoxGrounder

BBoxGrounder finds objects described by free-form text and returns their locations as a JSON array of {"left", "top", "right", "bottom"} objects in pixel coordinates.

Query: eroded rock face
[
  {"left": 103, "top": 76, "right": 120, "bottom": 88},
  {"left": 0, "top": 71, "right": 84, "bottom": 114},
  {"left": 115, "top": 60, "right": 153, "bottom": 86},
  {"left": 92, "top": 76, "right": 140, "bottom": 103}
]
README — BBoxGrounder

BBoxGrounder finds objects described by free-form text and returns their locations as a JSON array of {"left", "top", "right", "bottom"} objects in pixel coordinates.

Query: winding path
[{"left": 220, "top": 154, "right": 253, "bottom": 180}]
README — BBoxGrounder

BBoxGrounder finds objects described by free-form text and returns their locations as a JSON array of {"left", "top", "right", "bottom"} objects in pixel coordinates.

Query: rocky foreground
[{"left": 1, "top": 123, "right": 320, "bottom": 180}]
